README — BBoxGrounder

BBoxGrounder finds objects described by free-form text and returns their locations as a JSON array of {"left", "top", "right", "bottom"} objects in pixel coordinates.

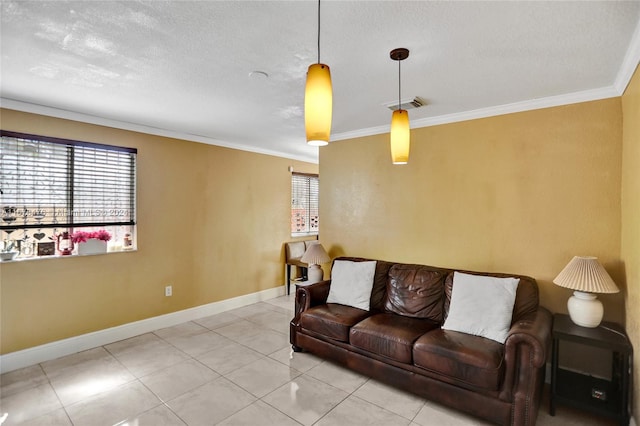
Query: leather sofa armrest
[
  {"left": 499, "top": 307, "right": 552, "bottom": 425},
  {"left": 294, "top": 280, "right": 331, "bottom": 316},
  {"left": 290, "top": 280, "right": 331, "bottom": 349},
  {"left": 504, "top": 307, "right": 552, "bottom": 368}
]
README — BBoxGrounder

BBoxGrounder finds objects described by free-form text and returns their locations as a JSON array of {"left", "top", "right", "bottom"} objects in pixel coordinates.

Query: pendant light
[
  {"left": 390, "top": 48, "right": 410, "bottom": 164},
  {"left": 304, "top": 0, "right": 332, "bottom": 146}
]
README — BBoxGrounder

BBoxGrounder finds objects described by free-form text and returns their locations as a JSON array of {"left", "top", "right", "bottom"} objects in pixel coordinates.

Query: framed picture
[{"left": 37, "top": 242, "right": 55, "bottom": 256}]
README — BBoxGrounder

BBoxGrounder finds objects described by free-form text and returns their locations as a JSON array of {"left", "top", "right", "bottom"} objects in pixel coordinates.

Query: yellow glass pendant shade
[
  {"left": 305, "top": 63, "right": 332, "bottom": 146},
  {"left": 390, "top": 109, "right": 410, "bottom": 164}
]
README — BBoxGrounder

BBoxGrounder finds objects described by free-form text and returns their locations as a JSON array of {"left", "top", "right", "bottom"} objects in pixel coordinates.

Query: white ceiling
[{"left": 2, "top": 1, "right": 640, "bottom": 164}]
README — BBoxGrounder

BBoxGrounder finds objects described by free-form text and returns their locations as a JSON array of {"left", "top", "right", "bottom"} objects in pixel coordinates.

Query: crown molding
[
  {"left": 614, "top": 17, "right": 640, "bottom": 95},
  {"left": 332, "top": 85, "right": 620, "bottom": 142},
  {"left": 0, "top": 98, "right": 318, "bottom": 164}
]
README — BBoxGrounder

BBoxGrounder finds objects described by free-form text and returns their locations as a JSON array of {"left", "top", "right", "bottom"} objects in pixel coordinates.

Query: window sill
[
  {"left": 291, "top": 232, "right": 319, "bottom": 238},
  {"left": 0, "top": 248, "right": 137, "bottom": 263}
]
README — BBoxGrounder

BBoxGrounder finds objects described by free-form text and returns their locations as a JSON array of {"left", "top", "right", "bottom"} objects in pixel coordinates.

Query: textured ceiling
[{"left": 2, "top": 1, "right": 640, "bottom": 163}]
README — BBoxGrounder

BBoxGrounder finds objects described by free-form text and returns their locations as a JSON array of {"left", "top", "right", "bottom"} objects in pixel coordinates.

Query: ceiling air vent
[{"left": 386, "top": 97, "right": 426, "bottom": 111}]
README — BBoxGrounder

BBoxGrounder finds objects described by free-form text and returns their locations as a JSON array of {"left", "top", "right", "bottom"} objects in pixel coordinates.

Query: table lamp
[
  {"left": 301, "top": 243, "right": 331, "bottom": 283},
  {"left": 552, "top": 256, "right": 619, "bottom": 328}
]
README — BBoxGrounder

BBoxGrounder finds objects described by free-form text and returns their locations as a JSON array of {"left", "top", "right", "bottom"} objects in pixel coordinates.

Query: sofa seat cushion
[
  {"left": 350, "top": 313, "right": 439, "bottom": 363},
  {"left": 300, "top": 304, "right": 371, "bottom": 342},
  {"left": 413, "top": 329, "right": 505, "bottom": 391}
]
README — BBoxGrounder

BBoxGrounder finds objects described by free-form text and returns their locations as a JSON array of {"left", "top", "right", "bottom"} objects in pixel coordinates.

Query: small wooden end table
[{"left": 550, "top": 313, "right": 632, "bottom": 426}]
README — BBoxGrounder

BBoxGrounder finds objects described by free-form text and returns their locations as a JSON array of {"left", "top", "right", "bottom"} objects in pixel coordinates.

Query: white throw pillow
[
  {"left": 442, "top": 271, "right": 519, "bottom": 344},
  {"left": 327, "top": 260, "right": 377, "bottom": 311}
]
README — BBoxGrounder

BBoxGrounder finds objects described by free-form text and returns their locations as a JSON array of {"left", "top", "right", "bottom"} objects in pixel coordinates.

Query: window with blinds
[
  {"left": 0, "top": 131, "right": 136, "bottom": 231},
  {"left": 291, "top": 172, "right": 319, "bottom": 235}
]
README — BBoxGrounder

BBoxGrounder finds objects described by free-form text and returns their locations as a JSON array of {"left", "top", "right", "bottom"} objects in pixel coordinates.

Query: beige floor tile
[
  {"left": 139, "top": 358, "right": 219, "bottom": 402},
  {"left": 215, "top": 320, "right": 262, "bottom": 340},
  {"left": 0, "top": 382, "right": 62, "bottom": 425},
  {"left": 352, "top": 378, "right": 426, "bottom": 420},
  {"left": 268, "top": 347, "right": 324, "bottom": 373},
  {"left": 41, "top": 347, "right": 135, "bottom": 406},
  {"left": 226, "top": 357, "right": 301, "bottom": 398},
  {"left": 65, "top": 381, "right": 160, "bottom": 426},
  {"left": 194, "top": 311, "right": 243, "bottom": 330},
  {"left": 14, "top": 408, "right": 72, "bottom": 426},
  {"left": 153, "top": 321, "right": 209, "bottom": 339},
  {"left": 245, "top": 310, "right": 292, "bottom": 335},
  {"left": 125, "top": 404, "right": 188, "bottom": 425},
  {"left": 160, "top": 329, "right": 230, "bottom": 357},
  {"left": 0, "top": 364, "right": 48, "bottom": 398},
  {"left": 305, "top": 360, "right": 369, "bottom": 393},
  {"left": 166, "top": 377, "right": 256, "bottom": 425},
  {"left": 216, "top": 320, "right": 290, "bottom": 355},
  {"left": 196, "top": 340, "right": 264, "bottom": 375},
  {"left": 227, "top": 302, "right": 280, "bottom": 318},
  {"left": 105, "top": 333, "right": 190, "bottom": 377},
  {"left": 315, "top": 395, "right": 411, "bottom": 426},
  {"left": 413, "top": 400, "right": 493, "bottom": 426},
  {"left": 239, "top": 328, "right": 290, "bottom": 355},
  {"left": 264, "top": 294, "right": 296, "bottom": 313},
  {"left": 104, "top": 332, "right": 164, "bottom": 353},
  {"left": 217, "top": 400, "right": 301, "bottom": 426},
  {"left": 41, "top": 347, "right": 114, "bottom": 375},
  {"left": 262, "top": 374, "right": 348, "bottom": 426}
]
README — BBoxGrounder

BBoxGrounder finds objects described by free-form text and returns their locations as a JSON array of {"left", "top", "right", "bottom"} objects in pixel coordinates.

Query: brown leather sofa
[{"left": 290, "top": 257, "right": 552, "bottom": 426}]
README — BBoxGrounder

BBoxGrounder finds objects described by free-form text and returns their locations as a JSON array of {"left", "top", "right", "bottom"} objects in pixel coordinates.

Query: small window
[
  {"left": 291, "top": 172, "right": 319, "bottom": 236},
  {"left": 1, "top": 130, "right": 137, "bottom": 258}
]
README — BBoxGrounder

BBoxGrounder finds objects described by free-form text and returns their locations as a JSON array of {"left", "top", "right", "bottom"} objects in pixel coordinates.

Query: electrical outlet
[
  {"left": 165, "top": 285, "right": 172, "bottom": 297},
  {"left": 591, "top": 388, "right": 607, "bottom": 401}
]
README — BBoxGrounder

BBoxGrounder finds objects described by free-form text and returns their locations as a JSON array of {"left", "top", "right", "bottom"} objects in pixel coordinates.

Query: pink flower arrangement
[{"left": 72, "top": 230, "right": 112, "bottom": 243}]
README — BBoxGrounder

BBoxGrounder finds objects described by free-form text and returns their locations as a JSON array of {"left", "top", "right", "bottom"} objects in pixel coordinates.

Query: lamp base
[
  {"left": 567, "top": 291, "right": 603, "bottom": 328},
  {"left": 307, "top": 264, "right": 324, "bottom": 283}
]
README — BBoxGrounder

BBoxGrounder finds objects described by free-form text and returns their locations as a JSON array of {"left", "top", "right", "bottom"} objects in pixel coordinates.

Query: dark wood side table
[{"left": 550, "top": 313, "right": 633, "bottom": 426}]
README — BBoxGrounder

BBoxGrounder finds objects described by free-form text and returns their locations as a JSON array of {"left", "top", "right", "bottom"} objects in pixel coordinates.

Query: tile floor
[{"left": 0, "top": 293, "right": 618, "bottom": 426}]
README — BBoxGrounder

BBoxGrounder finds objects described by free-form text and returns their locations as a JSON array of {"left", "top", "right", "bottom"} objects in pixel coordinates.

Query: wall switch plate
[{"left": 165, "top": 285, "right": 172, "bottom": 297}]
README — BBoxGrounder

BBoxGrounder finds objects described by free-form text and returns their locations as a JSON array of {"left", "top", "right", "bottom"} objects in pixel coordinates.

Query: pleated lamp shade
[
  {"left": 301, "top": 243, "right": 330, "bottom": 283},
  {"left": 301, "top": 243, "right": 330, "bottom": 266},
  {"left": 553, "top": 256, "right": 619, "bottom": 294},
  {"left": 553, "top": 256, "right": 618, "bottom": 328}
]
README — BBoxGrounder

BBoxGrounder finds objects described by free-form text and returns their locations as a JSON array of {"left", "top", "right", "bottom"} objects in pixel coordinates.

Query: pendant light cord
[
  {"left": 398, "top": 59, "right": 401, "bottom": 110},
  {"left": 317, "top": 0, "right": 321, "bottom": 64}
]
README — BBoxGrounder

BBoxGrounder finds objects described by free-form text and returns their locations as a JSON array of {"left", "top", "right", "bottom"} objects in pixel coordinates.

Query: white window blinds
[
  {"left": 0, "top": 131, "right": 136, "bottom": 230},
  {"left": 291, "top": 172, "right": 319, "bottom": 234}
]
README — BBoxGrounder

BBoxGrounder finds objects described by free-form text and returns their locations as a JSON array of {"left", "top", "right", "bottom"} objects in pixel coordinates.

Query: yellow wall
[
  {"left": 320, "top": 98, "right": 625, "bottom": 324},
  {"left": 621, "top": 64, "right": 640, "bottom": 423},
  {"left": 0, "top": 108, "right": 318, "bottom": 354}
]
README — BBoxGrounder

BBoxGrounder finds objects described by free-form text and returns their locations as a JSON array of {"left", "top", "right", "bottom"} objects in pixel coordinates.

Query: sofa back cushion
[
  {"left": 443, "top": 271, "right": 539, "bottom": 324},
  {"left": 384, "top": 264, "right": 447, "bottom": 321}
]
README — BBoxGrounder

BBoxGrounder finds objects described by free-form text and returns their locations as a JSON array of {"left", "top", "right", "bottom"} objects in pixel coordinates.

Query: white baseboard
[{"left": 0, "top": 285, "right": 285, "bottom": 374}]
